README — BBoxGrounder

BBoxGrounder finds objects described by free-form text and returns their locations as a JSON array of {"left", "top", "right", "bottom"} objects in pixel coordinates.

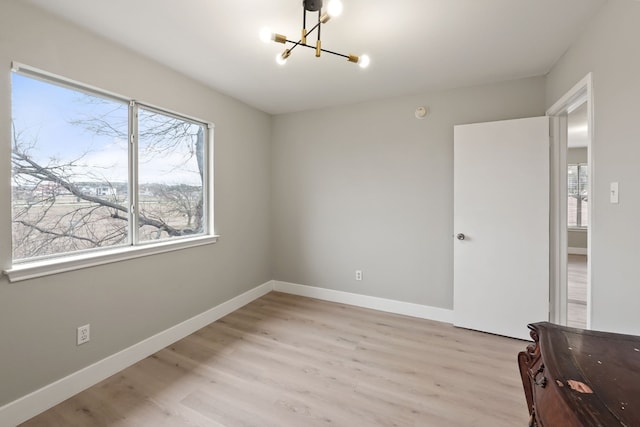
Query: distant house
[
  {"left": 95, "top": 186, "right": 115, "bottom": 197},
  {"left": 80, "top": 185, "right": 117, "bottom": 197}
]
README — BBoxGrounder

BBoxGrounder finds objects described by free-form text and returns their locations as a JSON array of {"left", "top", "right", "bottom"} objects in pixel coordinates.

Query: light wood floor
[
  {"left": 22, "top": 292, "right": 529, "bottom": 427},
  {"left": 567, "top": 254, "right": 588, "bottom": 329}
]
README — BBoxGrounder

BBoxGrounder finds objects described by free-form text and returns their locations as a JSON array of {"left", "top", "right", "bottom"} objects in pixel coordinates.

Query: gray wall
[
  {"left": 567, "top": 148, "right": 588, "bottom": 250},
  {"left": 567, "top": 147, "right": 588, "bottom": 164},
  {"left": 568, "top": 230, "right": 588, "bottom": 250},
  {"left": 0, "top": 2, "right": 272, "bottom": 406},
  {"left": 546, "top": 0, "right": 640, "bottom": 334},
  {"left": 272, "top": 77, "right": 546, "bottom": 309}
]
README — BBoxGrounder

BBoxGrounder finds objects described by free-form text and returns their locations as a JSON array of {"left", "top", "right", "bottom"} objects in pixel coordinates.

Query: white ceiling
[{"left": 26, "top": 0, "right": 606, "bottom": 115}]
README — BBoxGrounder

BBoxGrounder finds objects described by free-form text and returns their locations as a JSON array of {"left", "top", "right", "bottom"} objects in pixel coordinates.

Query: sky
[{"left": 11, "top": 73, "right": 203, "bottom": 185}]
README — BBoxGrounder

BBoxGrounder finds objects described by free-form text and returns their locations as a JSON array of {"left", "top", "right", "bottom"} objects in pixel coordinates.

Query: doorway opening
[
  {"left": 547, "top": 73, "right": 593, "bottom": 329},
  {"left": 566, "top": 101, "right": 589, "bottom": 328}
]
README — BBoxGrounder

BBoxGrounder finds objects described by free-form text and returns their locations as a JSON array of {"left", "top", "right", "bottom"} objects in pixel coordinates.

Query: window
[
  {"left": 568, "top": 163, "right": 588, "bottom": 228},
  {"left": 8, "top": 64, "right": 214, "bottom": 278}
]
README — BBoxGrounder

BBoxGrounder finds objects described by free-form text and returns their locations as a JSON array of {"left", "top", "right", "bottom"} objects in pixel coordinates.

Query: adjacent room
[{"left": 1, "top": 0, "right": 639, "bottom": 425}]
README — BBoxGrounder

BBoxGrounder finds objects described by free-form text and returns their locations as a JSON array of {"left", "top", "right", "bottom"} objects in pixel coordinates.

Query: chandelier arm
[
  {"left": 283, "top": 40, "right": 350, "bottom": 60},
  {"left": 318, "top": 47, "right": 349, "bottom": 59},
  {"left": 305, "top": 22, "right": 321, "bottom": 39},
  {"left": 315, "top": 10, "right": 322, "bottom": 57},
  {"left": 283, "top": 18, "right": 320, "bottom": 53},
  {"left": 302, "top": 6, "right": 307, "bottom": 44},
  {"left": 284, "top": 38, "right": 305, "bottom": 54}
]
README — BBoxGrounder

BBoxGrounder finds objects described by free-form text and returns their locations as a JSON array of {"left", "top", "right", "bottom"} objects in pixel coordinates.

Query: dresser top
[{"left": 531, "top": 322, "right": 640, "bottom": 426}]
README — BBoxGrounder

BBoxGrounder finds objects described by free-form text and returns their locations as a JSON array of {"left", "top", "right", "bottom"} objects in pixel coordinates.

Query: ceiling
[{"left": 26, "top": 0, "right": 606, "bottom": 115}]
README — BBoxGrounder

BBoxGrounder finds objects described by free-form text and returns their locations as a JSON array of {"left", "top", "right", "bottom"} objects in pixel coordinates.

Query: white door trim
[{"left": 546, "top": 72, "right": 593, "bottom": 329}]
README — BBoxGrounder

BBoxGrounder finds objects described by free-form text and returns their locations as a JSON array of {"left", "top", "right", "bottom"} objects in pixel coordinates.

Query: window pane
[
  {"left": 11, "top": 73, "right": 129, "bottom": 261},
  {"left": 137, "top": 107, "right": 206, "bottom": 242},
  {"left": 579, "top": 198, "right": 588, "bottom": 227},
  {"left": 578, "top": 164, "right": 588, "bottom": 227},
  {"left": 567, "top": 163, "right": 588, "bottom": 228}
]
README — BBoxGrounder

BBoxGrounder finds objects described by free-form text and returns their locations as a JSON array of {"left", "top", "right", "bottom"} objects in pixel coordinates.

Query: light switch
[{"left": 610, "top": 182, "right": 619, "bottom": 204}]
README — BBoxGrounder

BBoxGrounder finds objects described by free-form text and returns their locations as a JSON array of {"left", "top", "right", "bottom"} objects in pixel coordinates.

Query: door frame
[{"left": 546, "top": 73, "right": 593, "bottom": 328}]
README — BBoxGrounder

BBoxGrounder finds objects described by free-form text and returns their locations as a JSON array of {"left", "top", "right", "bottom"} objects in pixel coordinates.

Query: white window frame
[{"left": 4, "top": 62, "right": 218, "bottom": 282}]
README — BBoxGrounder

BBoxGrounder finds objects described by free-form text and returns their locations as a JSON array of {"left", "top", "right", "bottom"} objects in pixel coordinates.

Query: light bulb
[
  {"left": 276, "top": 52, "right": 288, "bottom": 65},
  {"left": 358, "top": 54, "right": 370, "bottom": 69},
  {"left": 327, "top": 0, "right": 343, "bottom": 17},
  {"left": 259, "top": 27, "right": 272, "bottom": 43}
]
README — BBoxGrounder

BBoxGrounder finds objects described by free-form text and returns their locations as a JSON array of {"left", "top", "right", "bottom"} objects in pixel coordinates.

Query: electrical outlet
[
  {"left": 77, "top": 324, "right": 90, "bottom": 345},
  {"left": 355, "top": 270, "right": 363, "bottom": 281}
]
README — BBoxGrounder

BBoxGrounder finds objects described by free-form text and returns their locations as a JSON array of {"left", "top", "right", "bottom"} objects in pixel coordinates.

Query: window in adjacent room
[
  {"left": 9, "top": 64, "right": 214, "bottom": 271},
  {"left": 567, "top": 163, "right": 588, "bottom": 228}
]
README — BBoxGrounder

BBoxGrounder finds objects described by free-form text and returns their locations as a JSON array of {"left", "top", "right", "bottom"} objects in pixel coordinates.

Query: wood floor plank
[
  {"left": 21, "top": 291, "right": 529, "bottom": 426},
  {"left": 568, "top": 254, "right": 588, "bottom": 328}
]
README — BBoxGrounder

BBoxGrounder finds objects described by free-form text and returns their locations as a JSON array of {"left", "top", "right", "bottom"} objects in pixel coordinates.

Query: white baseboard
[
  {"left": 273, "top": 281, "right": 453, "bottom": 324},
  {"left": 0, "top": 281, "right": 274, "bottom": 427},
  {"left": 568, "top": 247, "right": 588, "bottom": 255}
]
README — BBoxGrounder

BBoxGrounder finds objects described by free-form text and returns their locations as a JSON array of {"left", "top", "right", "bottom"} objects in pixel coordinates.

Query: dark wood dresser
[{"left": 518, "top": 322, "right": 640, "bottom": 426}]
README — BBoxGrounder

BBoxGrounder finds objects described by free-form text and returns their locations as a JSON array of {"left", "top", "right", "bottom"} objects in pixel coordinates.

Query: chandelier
[{"left": 261, "top": 0, "right": 370, "bottom": 68}]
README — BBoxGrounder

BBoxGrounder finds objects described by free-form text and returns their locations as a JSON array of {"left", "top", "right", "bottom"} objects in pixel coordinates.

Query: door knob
[{"left": 456, "top": 233, "right": 465, "bottom": 240}]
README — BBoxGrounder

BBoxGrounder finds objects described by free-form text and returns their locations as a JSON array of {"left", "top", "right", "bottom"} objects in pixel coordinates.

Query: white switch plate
[
  {"left": 77, "top": 324, "right": 90, "bottom": 345},
  {"left": 355, "top": 270, "right": 363, "bottom": 281},
  {"left": 610, "top": 182, "right": 619, "bottom": 204}
]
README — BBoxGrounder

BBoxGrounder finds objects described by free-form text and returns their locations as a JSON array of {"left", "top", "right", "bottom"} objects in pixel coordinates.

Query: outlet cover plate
[{"left": 77, "top": 324, "right": 90, "bottom": 345}]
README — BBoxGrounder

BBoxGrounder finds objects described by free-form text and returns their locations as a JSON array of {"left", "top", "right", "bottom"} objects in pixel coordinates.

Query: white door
[{"left": 454, "top": 117, "right": 549, "bottom": 341}]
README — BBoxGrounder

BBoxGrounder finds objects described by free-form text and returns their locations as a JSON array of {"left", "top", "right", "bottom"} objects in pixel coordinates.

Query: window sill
[
  {"left": 3, "top": 235, "right": 219, "bottom": 283},
  {"left": 568, "top": 227, "right": 588, "bottom": 233}
]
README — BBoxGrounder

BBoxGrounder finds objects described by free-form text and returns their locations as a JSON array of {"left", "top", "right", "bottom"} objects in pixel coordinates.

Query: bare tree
[
  {"left": 149, "top": 183, "right": 203, "bottom": 231},
  {"left": 73, "top": 105, "right": 205, "bottom": 224}
]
